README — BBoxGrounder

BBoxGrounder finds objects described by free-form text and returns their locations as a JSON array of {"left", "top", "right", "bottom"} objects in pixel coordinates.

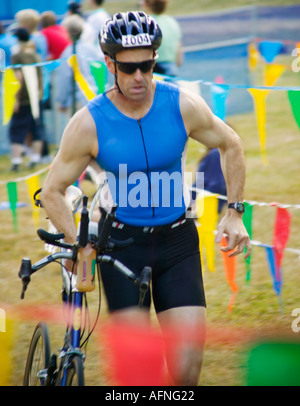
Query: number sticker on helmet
[{"left": 122, "top": 34, "right": 151, "bottom": 47}]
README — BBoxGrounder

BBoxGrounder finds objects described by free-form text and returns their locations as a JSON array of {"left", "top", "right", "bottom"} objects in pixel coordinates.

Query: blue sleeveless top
[{"left": 87, "top": 80, "right": 189, "bottom": 226}]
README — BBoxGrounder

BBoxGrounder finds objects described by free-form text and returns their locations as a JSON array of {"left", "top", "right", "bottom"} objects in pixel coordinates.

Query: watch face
[
  {"left": 236, "top": 203, "right": 245, "bottom": 213},
  {"left": 228, "top": 202, "right": 245, "bottom": 213}
]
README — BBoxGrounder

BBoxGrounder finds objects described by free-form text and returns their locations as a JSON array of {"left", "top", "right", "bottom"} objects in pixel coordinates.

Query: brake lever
[
  {"left": 18, "top": 258, "right": 32, "bottom": 299},
  {"left": 138, "top": 266, "right": 152, "bottom": 308}
]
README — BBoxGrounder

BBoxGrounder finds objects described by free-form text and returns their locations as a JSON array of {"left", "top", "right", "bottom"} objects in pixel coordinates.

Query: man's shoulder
[{"left": 155, "top": 79, "right": 180, "bottom": 95}]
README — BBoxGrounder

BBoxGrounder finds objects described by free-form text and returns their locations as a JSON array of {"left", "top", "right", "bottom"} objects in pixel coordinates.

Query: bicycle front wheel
[
  {"left": 64, "top": 355, "right": 85, "bottom": 386},
  {"left": 23, "top": 322, "right": 51, "bottom": 386}
]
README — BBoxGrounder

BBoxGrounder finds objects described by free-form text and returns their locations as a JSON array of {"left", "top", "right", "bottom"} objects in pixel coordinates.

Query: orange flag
[{"left": 220, "top": 236, "right": 238, "bottom": 312}]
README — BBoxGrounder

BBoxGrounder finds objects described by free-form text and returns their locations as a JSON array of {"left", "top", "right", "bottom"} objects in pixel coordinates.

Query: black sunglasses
[{"left": 112, "top": 56, "right": 158, "bottom": 75}]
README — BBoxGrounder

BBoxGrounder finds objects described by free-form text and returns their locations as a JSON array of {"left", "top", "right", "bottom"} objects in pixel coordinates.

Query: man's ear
[{"left": 105, "top": 55, "right": 116, "bottom": 75}]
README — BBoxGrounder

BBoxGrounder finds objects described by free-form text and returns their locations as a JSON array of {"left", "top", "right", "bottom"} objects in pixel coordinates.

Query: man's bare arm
[
  {"left": 41, "top": 107, "right": 98, "bottom": 244},
  {"left": 180, "top": 89, "right": 251, "bottom": 258}
]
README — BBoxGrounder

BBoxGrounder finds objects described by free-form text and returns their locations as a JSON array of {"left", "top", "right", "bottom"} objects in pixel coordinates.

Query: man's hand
[{"left": 215, "top": 211, "right": 251, "bottom": 259}]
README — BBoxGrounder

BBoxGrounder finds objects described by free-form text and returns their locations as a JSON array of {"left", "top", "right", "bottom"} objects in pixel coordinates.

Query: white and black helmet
[{"left": 99, "top": 11, "right": 162, "bottom": 58}]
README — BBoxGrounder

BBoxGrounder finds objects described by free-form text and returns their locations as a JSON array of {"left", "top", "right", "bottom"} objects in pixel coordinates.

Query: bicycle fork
[
  {"left": 44, "top": 292, "right": 85, "bottom": 386},
  {"left": 60, "top": 291, "right": 85, "bottom": 386}
]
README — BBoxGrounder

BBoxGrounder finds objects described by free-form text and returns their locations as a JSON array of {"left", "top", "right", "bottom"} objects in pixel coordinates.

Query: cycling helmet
[{"left": 99, "top": 11, "right": 162, "bottom": 57}]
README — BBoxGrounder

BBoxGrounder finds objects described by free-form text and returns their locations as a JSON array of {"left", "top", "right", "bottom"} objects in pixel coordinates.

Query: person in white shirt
[
  {"left": 55, "top": 14, "right": 100, "bottom": 114},
  {"left": 85, "top": 0, "right": 110, "bottom": 51}
]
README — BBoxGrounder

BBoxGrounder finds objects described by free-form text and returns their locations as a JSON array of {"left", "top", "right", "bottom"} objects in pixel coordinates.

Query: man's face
[{"left": 106, "top": 47, "right": 155, "bottom": 101}]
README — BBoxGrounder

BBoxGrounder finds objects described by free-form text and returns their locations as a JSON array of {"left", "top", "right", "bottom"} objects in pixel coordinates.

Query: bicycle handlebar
[{"left": 18, "top": 195, "right": 151, "bottom": 303}]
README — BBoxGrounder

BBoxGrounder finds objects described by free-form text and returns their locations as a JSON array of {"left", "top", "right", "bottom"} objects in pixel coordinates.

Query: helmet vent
[
  {"left": 112, "top": 25, "right": 121, "bottom": 40},
  {"left": 128, "top": 12, "right": 136, "bottom": 22}
]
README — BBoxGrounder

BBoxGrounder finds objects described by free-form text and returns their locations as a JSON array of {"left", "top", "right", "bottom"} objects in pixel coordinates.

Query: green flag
[
  {"left": 243, "top": 202, "right": 253, "bottom": 282},
  {"left": 6, "top": 181, "right": 18, "bottom": 232},
  {"left": 90, "top": 61, "right": 107, "bottom": 94},
  {"left": 287, "top": 90, "right": 300, "bottom": 131}
]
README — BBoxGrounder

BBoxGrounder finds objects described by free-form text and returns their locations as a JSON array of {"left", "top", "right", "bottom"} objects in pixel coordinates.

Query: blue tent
[{"left": 0, "top": 0, "right": 75, "bottom": 21}]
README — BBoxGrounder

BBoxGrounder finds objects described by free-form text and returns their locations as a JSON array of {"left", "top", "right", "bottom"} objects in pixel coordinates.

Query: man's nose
[{"left": 133, "top": 68, "right": 143, "bottom": 80}]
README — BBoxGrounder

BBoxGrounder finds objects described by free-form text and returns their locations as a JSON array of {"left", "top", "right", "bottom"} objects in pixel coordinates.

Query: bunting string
[
  {"left": 0, "top": 166, "right": 49, "bottom": 185},
  {"left": 191, "top": 187, "right": 300, "bottom": 210}
]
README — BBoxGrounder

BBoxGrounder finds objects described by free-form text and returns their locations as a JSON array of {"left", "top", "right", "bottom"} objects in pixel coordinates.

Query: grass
[{"left": 1, "top": 2, "right": 300, "bottom": 387}]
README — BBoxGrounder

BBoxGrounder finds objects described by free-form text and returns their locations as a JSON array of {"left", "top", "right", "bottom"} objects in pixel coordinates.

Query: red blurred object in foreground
[
  {"left": 100, "top": 320, "right": 205, "bottom": 386},
  {"left": 100, "top": 322, "right": 171, "bottom": 386}
]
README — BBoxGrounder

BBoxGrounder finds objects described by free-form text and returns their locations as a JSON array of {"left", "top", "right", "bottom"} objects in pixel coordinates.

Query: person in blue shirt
[
  {"left": 0, "top": 23, "right": 17, "bottom": 66},
  {"left": 41, "top": 11, "right": 251, "bottom": 386},
  {"left": 192, "top": 147, "right": 227, "bottom": 213}
]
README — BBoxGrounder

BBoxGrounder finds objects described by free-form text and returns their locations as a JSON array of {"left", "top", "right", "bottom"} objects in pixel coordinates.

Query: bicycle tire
[
  {"left": 23, "top": 322, "right": 51, "bottom": 386},
  {"left": 64, "top": 355, "right": 85, "bottom": 386}
]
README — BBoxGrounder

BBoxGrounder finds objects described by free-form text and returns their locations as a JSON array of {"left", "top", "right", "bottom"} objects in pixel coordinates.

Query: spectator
[
  {"left": 15, "top": 9, "right": 48, "bottom": 62},
  {"left": 55, "top": 14, "right": 99, "bottom": 114},
  {"left": 85, "top": 0, "right": 110, "bottom": 48},
  {"left": 65, "top": 1, "right": 101, "bottom": 58},
  {"left": 67, "top": 1, "right": 83, "bottom": 17},
  {"left": 142, "top": 0, "right": 182, "bottom": 76},
  {"left": 0, "top": 22, "right": 17, "bottom": 66},
  {"left": 193, "top": 148, "right": 227, "bottom": 213},
  {"left": 40, "top": 11, "right": 70, "bottom": 60},
  {"left": 8, "top": 28, "right": 45, "bottom": 171}
]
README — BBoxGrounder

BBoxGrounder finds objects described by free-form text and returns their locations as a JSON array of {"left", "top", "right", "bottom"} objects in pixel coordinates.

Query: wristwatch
[{"left": 227, "top": 201, "right": 245, "bottom": 214}]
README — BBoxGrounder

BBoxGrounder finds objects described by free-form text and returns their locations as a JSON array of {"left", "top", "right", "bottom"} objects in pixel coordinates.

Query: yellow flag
[
  {"left": 0, "top": 317, "right": 15, "bottom": 385},
  {"left": 2, "top": 68, "right": 21, "bottom": 125},
  {"left": 248, "top": 42, "right": 260, "bottom": 71},
  {"left": 264, "top": 63, "right": 285, "bottom": 87},
  {"left": 68, "top": 54, "right": 96, "bottom": 101},
  {"left": 196, "top": 194, "right": 219, "bottom": 272},
  {"left": 248, "top": 88, "right": 270, "bottom": 165},
  {"left": 26, "top": 175, "right": 40, "bottom": 229}
]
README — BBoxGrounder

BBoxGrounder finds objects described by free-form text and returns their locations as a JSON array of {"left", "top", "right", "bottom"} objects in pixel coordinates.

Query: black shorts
[
  {"left": 100, "top": 216, "right": 206, "bottom": 313},
  {"left": 9, "top": 104, "right": 45, "bottom": 144}
]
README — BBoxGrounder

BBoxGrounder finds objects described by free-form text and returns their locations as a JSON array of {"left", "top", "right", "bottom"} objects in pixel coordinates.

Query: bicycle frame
[{"left": 19, "top": 185, "right": 152, "bottom": 386}]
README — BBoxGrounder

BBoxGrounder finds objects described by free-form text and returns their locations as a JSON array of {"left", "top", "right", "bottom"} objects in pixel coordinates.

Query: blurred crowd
[
  {"left": 0, "top": 0, "right": 184, "bottom": 172},
  {"left": 0, "top": 0, "right": 110, "bottom": 171}
]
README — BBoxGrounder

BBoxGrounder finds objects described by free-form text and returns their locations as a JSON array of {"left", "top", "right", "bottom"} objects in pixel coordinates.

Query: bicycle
[{"left": 18, "top": 185, "right": 152, "bottom": 386}]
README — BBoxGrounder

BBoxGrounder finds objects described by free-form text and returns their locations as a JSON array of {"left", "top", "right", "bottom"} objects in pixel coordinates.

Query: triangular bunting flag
[
  {"left": 196, "top": 194, "right": 219, "bottom": 272},
  {"left": 2, "top": 68, "right": 21, "bottom": 125},
  {"left": 248, "top": 42, "right": 260, "bottom": 71},
  {"left": 248, "top": 88, "right": 270, "bottom": 164},
  {"left": 287, "top": 90, "right": 300, "bottom": 131},
  {"left": 259, "top": 41, "right": 283, "bottom": 63},
  {"left": 22, "top": 65, "right": 40, "bottom": 119},
  {"left": 272, "top": 206, "right": 291, "bottom": 274},
  {"left": 210, "top": 84, "right": 229, "bottom": 121},
  {"left": 264, "top": 245, "right": 282, "bottom": 298},
  {"left": 6, "top": 182, "right": 18, "bottom": 232},
  {"left": 68, "top": 54, "right": 96, "bottom": 101},
  {"left": 89, "top": 61, "right": 107, "bottom": 94},
  {"left": 220, "top": 236, "right": 238, "bottom": 312},
  {"left": 243, "top": 202, "right": 253, "bottom": 282},
  {"left": 26, "top": 175, "right": 40, "bottom": 229},
  {"left": 264, "top": 63, "right": 285, "bottom": 87}
]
